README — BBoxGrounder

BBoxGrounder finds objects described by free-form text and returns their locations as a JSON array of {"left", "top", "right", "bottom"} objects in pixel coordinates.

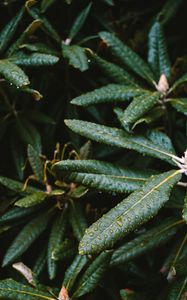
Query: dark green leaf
[
  {"left": 99, "top": 31, "right": 156, "bottom": 83},
  {"left": 62, "top": 44, "right": 88, "bottom": 71},
  {"left": 65, "top": 119, "right": 176, "bottom": 164},
  {"left": 71, "top": 84, "right": 145, "bottom": 107},
  {"left": 79, "top": 170, "right": 181, "bottom": 254},
  {"left": 0, "top": 59, "right": 29, "bottom": 87}
]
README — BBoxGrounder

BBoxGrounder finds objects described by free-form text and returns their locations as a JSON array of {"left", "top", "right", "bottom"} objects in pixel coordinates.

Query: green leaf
[
  {"left": 52, "top": 238, "right": 77, "bottom": 261},
  {"left": 0, "top": 279, "right": 55, "bottom": 300},
  {"left": 148, "top": 21, "right": 171, "bottom": 79},
  {"left": 69, "top": 3, "right": 92, "bottom": 41},
  {"left": 73, "top": 251, "right": 112, "bottom": 298},
  {"left": 110, "top": 218, "right": 183, "bottom": 266},
  {"left": 0, "top": 176, "right": 36, "bottom": 194},
  {"left": 41, "top": 0, "right": 57, "bottom": 12},
  {"left": 33, "top": 247, "right": 47, "bottom": 278},
  {"left": 2, "top": 210, "right": 53, "bottom": 266},
  {"left": 0, "top": 207, "right": 38, "bottom": 224},
  {"left": 11, "top": 53, "right": 59, "bottom": 67},
  {"left": 120, "top": 91, "right": 160, "bottom": 132},
  {"left": 157, "top": 0, "right": 184, "bottom": 26},
  {"left": 166, "top": 276, "right": 187, "bottom": 300},
  {"left": 79, "top": 170, "right": 181, "bottom": 255},
  {"left": 182, "top": 192, "right": 187, "bottom": 223},
  {"left": 99, "top": 31, "right": 156, "bottom": 83},
  {"left": 53, "top": 159, "right": 154, "bottom": 194},
  {"left": 48, "top": 211, "right": 67, "bottom": 279},
  {"left": 15, "top": 192, "right": 47, "bottom": 208},
  {"left": 63, "top": 254, "right": 89, "bottom": 291},
  {"left": 62, "top": 45, "right": 88, "bottom": 72},
  {"left": 65, "top": 119, "right": 176, "bottom": 164},
  {"left": 15, "top": 117, "right": 42, "bottom": 153},
  {"left": 89, "top": 52, "right": 138, "bottom": 86},
  {"left": 170, "top": 73, "right": 187, "bottom": 92},
  {"left": 170, "top": 98, "right": 187, "bottom": 115},
  {"left": 69, "top": 202, "right": 87, "bottom": 241},
  {"left": 0, "top": 59, "right": 29, "bottom": 87},
  {"left": 71, "top": 84, "right": 145, "bottom": 107},
  {"left": 27, "top": 144, "right": 44, "bottom": 181},
  {"left": 0, "top": 8, "right": 24, "bottom": 54},
  {"left": 26, "top": 7, "right": 61, "bottom": 43},
  {"left": 7, "top": 20, "right": 42, "bottom": 57}
]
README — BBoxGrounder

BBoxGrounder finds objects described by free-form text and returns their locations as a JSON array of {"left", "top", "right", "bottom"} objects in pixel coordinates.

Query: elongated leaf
[
  {"left": 15, "top": 191, "right": 47, "bottom": 208},
  {"left": 53, "top": 159, "right": 154, "bottom": 194},
  {"left": 52, "top": 238, "right": 77, "bottom": 261},
  {"left": 73, "top": 251, "right": 112, "bottom": 298},
  {"left": 69, "top": 202, "right": 87, "bottom": 241},
  {"left": 148, "top": 21, "right": 171, "bottom": 79},
  {"left": 62, "top": 44, "right": 88, "bottom": 71},
  {"left": 99, "top": 31, "right": 156, "bottom": 83},
  {"left": 27, "top": 144, "right": 44, "bottom": 181},
  {"left": 2, "top": 210, "right": 53, "bottom": 266},
  {"left": 170, "top": 98, "right": 187, "bottom": 115},
  {"left": 0, "top": 59, "right": 29, "bottom": 87},
  {"left": 65, "top": 120, "right": 176, "bottom": 164},
  {"left": 170, "top": 73, "right": 187, "bottom": 92},
  {"left": 26, "top": 7, "right": 61, "bottom": 42},
  {"left": 182, "top": 193, "right": 187, "bottom": 223},
  {"left": 166, "top": 276, "right": 187, "bottom": 300},
  {"left": 89, "top": 52, "right": 138, "bottom": 86},
  {"left": 69, "top": 3, "right": 92, "bottom": 40},
  {"left": 0, "top": 206, "right": 38, "bottom": 224},
  {"left": 48, "top": 212, "right": 67, "bottom": 279},
  {"left": 110, "top": 218, "right": 183, "bottom": 266},
  {"left": 0, "top": 279, "right": 55, "bottom": 300},
  {"left": 33, "top": 247, "right": 47, "bottom": 277},
  {"left": 121, "top": 92, "right": 160, "bottom": 131},
  {"left": 63, "top": 254, "right": 89, "bottom": 291},
  {"left": 0, "top": 9, "right": 24, "bottom": 54},
  {"left": 41, "top": 0, "right": 56, "bottom": 12},
  {"left": 71, "top": 84, "right": 145, "bottom": 107},
  {"left": 7, "top": 20, "right": 42, "bottom": 57},
  {"left": 158, "top": 0, "right": 184, "bottom": 26},
  {"left": 0, "top": 176, "right": 37, "bottom": 194},
  {"left": 11, "top": 53, "right": 59, "bottom": 67},
  {"left": 79, "top": 170, "right": 181, "bottom": 254}
]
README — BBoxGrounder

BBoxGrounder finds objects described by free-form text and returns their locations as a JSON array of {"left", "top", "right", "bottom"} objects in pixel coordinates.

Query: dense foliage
[{"left": 1, "top": 0, "right": 187, "bottom": 299}]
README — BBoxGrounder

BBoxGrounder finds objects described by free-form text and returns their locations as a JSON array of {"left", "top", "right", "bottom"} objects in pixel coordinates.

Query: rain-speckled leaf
[
  {"left": 0, "top": 59, "right": 29, "bottom": 87},
  {"left": 182, "top": 192, "right": 187, "bottom": 223},
  {"left": 71, "top": 84, "right": 145, "bottom": 107},
  {"left": 99, "top": 31, "right": 156, "bottom": 83},
  {"left": 120, "top": 91, "right": 160, "bottom": 131},
  {"left": 62, "top": 44, "right": 88, "bottom": 71},
  {"left": 2, "top": 210, "right": 53, "bottom": 266},
  {"left": 15, "top": 191, "right": 47, "bottom": 208},
  {"left": 0, "top": 279, "right": 55, "bottom": 300},
  {"left": 110, "top": 218, "right": 183, "bottom": 266},
  {"left": 53, "top": 159, "right": 154, "bottom": 194},
  {"left": 73, "top": 251, "right": 112, "bottom": 298},
  {"left": 79, "top": 170, "right": 181, "bottom": 254},
  {"left": 48, "top": 211, "right": 68, "bottom": 279},
  {"left": 11, "top": 53, "right": 59, "bottom": 67},
  {"left": 65, "top": 119, "right": 176, "bottom": 165},
  {"left": 63, "top": 255, "right": 88, "bottom": 292}
]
